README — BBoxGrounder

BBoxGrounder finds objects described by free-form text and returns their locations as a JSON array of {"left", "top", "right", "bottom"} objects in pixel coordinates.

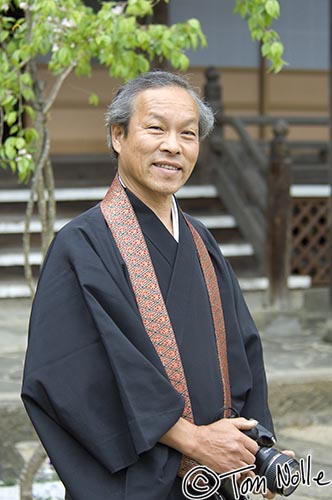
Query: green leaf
[
  {"left": 16, "top": 137, "right": 26, "bottom": 149},
  {"left": 88, "top": 92, "right": 99, "bottom": 106},
  {"left": 270, "top": 40, "right": 283, "bottom": 58},
  {"left": 23, "top": 105, "right": 35, "bottom": 119},
  {"left": 0, "top": 30, "right": 9, "bottom": 43},
  {"left": 233, "top": 0, "right": 248, "bottom": 18},
  {"left": 6, "top": 111, "right": 17, "bottom": 126},
  {"left": 20, "top": 72, "right": 32, "bottom": 86},
  {"left": 23, "top": 127, "right": 39, "bottom": 143},
  {"left": 187, "top": 19, "right": 201, "bottom": 31},
  {"left": 126, "top": 0, "right": 153, "bottom": 17},
  {"left": 9, "top": 125, "right": 19, "bottom": 134},
  {"left": 1, "top": 95, "right": 16, "bottom": 107},
  {"left": 251, "top": 28, "right": 264, "bottom": 41},
  {"left": 265, "top": 0, "right": 280, "bottom": 18},
  {"left": 4, "top": 144, "right": 16, "bottom": 160},
  {"left": 21, "top": 87, "right": 35, "bottom": 101},
  {"left": 58, "top": 46, "right": 71, "bottom": 66},
  {"left": 17, "top": 156, "right": 33, "bottom": 180}
]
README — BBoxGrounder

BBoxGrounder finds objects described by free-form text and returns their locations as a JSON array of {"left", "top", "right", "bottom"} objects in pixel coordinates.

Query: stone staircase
[{"left": 0, "top": 154, "right": 310, "bottom": 300}]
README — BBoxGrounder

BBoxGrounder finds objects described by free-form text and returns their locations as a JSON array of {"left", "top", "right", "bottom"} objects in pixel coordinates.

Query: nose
[{"left": 160, "top": 131, "right": 181, "bottom": 155}]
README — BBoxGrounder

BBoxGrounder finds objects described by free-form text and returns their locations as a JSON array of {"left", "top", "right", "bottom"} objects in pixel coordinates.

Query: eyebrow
[{"left": 145, "top": 113, "right": 198, "bottom": 127}]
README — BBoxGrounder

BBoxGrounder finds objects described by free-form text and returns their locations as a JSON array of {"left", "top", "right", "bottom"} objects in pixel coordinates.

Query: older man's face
[{"left": 111, "top": 86, "right": 200, "bottom": 207}]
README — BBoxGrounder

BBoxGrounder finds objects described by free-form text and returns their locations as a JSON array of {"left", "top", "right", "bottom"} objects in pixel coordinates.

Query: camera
[
  {"left": 182, "top": 418, "right": 300, "bottom": 500},
  {"left": 243, "top": 422, "right": 300, "bottom": 496},
  {"left": 216, "top": 421, "right": 300, "bottom": 499}
]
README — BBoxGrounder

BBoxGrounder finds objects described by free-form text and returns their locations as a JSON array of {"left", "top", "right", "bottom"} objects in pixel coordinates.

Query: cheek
[
  {"left": 136, "top": 142, "right": 160, "bottom": 161},
  {"left": 186, "top": 144, "right": 200, "bottom": 163}
]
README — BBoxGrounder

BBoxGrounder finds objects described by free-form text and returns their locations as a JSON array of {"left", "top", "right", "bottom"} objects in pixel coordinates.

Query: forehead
[{"left": 131, "top": 86, "right": 199, "bottom": 123}]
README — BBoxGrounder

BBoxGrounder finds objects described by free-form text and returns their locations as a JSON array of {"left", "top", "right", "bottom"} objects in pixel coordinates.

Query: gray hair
[{"left": 105, "top": 70, "right": 215, "bottom": 155}]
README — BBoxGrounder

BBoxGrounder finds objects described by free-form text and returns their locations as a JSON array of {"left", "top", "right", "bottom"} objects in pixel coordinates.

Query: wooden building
[
  {"left": 46, "top": 0, "right": 330, "bottom": 153},
  {"left": 0, "top": 0, "right": 330, "bottom": 299}
]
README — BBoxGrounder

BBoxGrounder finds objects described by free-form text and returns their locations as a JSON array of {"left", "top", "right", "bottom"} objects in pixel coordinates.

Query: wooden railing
[{"left": 202, "top": 67, "right": 329, "bottom": 305}]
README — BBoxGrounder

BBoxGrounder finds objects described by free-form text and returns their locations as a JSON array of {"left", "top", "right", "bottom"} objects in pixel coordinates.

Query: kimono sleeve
[{"left": 22, "top": 221, "right": 185, "bottom": 481}]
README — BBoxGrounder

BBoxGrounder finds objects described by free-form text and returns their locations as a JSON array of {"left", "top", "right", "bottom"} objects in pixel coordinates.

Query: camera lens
[{"left": 255, "top": 447, "right": 300, "bottom": 496}]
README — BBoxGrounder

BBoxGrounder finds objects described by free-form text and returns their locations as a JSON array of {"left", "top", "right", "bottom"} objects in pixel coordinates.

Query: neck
[{"left": 118, "top": 173, "right": 174, "bottom": 235}]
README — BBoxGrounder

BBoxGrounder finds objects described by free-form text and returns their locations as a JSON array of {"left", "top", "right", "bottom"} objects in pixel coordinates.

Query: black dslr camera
[{"left": 216, "top": 421, "right": 300, "bottom": 499}]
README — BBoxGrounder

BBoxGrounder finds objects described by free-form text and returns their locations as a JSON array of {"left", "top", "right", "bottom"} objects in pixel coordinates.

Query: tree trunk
[
  {"left": 19, "top": 444, "right": 47, "bottom": 500},
  {"left": 23, "top": 58, "right": 55, "bottom": 294}
]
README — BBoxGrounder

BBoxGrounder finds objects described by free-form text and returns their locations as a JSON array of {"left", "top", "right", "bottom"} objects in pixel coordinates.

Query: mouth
[{"left": 152, "top": 162, "right": 181, "bottom": 172}]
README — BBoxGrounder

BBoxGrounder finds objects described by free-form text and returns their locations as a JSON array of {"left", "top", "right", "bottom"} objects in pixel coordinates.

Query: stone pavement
[{"left": 0, "top": 289, "right": 331, "bottom": 500}]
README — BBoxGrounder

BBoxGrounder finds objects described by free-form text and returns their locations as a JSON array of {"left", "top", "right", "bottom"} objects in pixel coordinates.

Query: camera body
[{"left": 242, "top": 421, "right": 276, "bottom": 447}]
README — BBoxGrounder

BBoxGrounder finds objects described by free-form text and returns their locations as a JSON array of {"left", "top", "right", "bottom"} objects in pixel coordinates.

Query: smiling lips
[{"left": 153, "top": 162, "right": 181, "bottom": 171}]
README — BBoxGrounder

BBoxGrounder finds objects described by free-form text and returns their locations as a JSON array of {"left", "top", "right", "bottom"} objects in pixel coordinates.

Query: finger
[
  {"left": 263, "top": 488, "right": 276, "bottom": 499},
  {"left": 282, "top": 449, "right": 296, "bottom": 459},
  {"left": 238, "top": 469, "right": 256, "bottom": 483},
  {"left": 242, "top": 434, "right": 260, "bottom": 455},
  {"left": 232, "top": 417, "right": 258, "bottom": 431}
]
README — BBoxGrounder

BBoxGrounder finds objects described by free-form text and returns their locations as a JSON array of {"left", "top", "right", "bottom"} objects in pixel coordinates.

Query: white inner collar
[{"left": 171, "top": 196, "right": 179, "bottom": 243}]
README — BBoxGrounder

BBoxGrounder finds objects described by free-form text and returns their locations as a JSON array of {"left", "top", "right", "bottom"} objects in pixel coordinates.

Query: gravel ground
[{"left": 0, "top": 481, "right": 65, "bottom": 500}]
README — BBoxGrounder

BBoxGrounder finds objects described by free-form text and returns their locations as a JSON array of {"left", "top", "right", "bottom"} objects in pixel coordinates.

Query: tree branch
[
  {"left": 36, "top": 168, "right": 48, "bottom": 257},
  {"left": 23, "top": 129, "right": 50, "bottom": 295},
  {"left": 18, "top": 58, "right": 31, "bottom": 70},
  {"left": 44, "top": 62, "right": 76, "bottom": 114},
  {"left": 44, "top": 157, "right": 56, "bottom": 247}
]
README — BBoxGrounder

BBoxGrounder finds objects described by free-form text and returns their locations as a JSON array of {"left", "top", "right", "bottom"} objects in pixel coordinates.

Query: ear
[{"left": 111, "top": 124, "right": 125, "bottom": 155}]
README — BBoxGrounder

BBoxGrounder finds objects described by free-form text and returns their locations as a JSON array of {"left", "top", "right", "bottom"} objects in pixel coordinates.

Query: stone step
[
  {"left": 0, "top": 217, "right": 69, "bottom": 234},
  {"left": 0, "top": 184, "right": 219, "bottom": 203},
  {"left": 0, "top": 213, "right": 237, "bottom": 235},
  {"left": 290, "top": 185, "right": 331, "bottom": 197},
  {"left": 1, "top": 183, "right": 327, "bottom": 205},
  {"left": 0, "top": 275, "right": 311, "bottom": 300},
  {"left": 0, "top": 241, "right": 254, "bottom": 268},
  {"left": 0, "top": 182, "right": 323, "bottom": 301},
  {"left": 239, "top": 274, "right": 311, "bottom": 291}
]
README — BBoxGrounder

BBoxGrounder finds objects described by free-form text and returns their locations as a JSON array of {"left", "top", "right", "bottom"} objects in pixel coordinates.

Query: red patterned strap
[
  {"left": 184, "top": 219, "right": 231, "bottom": 418},
  {"left": 100, "top": 176, "right": 231, "bottom": 475}
]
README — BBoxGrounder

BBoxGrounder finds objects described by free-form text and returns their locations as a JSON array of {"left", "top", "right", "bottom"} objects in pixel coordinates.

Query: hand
[{"left": 191, "top": 417, "right": 259, "bottom": 475}]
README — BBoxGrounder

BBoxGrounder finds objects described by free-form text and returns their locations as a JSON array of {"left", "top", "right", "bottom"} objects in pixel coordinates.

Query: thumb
[{"left": 232, "top": 417, "right": 258, "bottom": 431}]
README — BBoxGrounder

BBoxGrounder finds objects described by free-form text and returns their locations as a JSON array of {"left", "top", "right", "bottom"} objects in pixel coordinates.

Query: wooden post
[
  {"left": 266, "top": 120, "right": 292, "bottom": 308},
  {"left": 196, "top": 67, "right": 223, "bottom": 184},
  {"left": 204, "top": 66, "right": 223, "bottom": 127}
]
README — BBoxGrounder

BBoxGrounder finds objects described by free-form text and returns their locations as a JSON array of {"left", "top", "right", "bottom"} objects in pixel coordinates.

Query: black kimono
[{"left": 22, "top": 189, "right": 273, "bottom": 500}]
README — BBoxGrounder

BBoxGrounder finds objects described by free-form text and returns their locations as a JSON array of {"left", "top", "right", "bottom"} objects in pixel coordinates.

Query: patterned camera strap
[{"left": 100, "top": 175, "right": 231, "bottom": 476}]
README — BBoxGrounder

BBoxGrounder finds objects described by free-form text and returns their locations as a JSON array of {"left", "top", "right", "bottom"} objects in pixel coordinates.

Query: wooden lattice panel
[{"left": 291, "top": 198, "right": 330, "bottom": 285}]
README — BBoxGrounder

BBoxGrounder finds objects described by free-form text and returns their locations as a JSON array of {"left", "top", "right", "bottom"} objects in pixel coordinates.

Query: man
[{"left": 22, "top": 71, "right": 276, "bottom": 500}]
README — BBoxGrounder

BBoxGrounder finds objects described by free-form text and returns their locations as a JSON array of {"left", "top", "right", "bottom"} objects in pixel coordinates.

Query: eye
[
  {"left": 182, "top": 130, "right": 197, "bottom": 138},
  {"left": 148, "top": 125, "right": 163, "bottom": 132}
]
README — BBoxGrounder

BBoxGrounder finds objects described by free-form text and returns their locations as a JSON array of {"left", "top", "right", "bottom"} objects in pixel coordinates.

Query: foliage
[
  {"left": 234, "top": 0, "right": 285, "bottom": 72},
  {"left": 0, "top": 0, "right": 286, "bottom": 181},
  {"left": 0, "top": 0, "right": 206, "bottom": 180}
]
